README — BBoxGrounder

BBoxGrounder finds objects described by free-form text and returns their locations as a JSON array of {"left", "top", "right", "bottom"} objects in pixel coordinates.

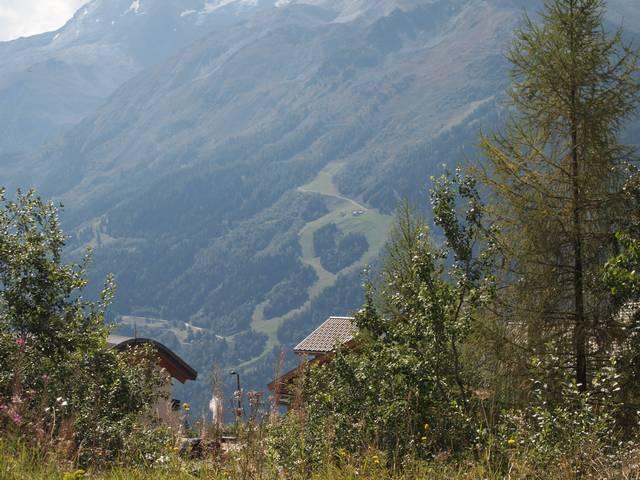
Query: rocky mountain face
[
  {"left": 0, "top": 0, "right": 275, "bottom": 154},
  {"left": 1, "top": 0, "right": 638, "bottom": 410}
]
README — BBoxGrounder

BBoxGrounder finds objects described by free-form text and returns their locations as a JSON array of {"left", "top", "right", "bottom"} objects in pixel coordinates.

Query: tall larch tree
[{"left": 479, "top": 0, "right": 639, "bottom": 390}]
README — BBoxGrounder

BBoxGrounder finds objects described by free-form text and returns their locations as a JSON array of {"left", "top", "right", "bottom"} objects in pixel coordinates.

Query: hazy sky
[{"left": 0, "top": 0, "right": 86, "bottom": 41}]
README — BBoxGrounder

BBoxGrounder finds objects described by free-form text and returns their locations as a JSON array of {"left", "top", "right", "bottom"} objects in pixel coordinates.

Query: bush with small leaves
[{"left": 0, "top": 189, "right": 168, "bottom": 466}]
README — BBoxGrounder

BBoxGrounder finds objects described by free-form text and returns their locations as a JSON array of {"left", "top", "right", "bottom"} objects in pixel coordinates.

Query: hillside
[
  {"left": 0, "top": 0, "right": 274, "bottom": 156},
  {"left": 1, "top": 0, "right": 638, "bottom": 410}
]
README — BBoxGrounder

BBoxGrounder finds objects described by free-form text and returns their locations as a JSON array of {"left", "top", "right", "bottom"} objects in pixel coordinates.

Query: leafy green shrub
[
  {"left": 485, "top": 357, "right": 632, "bottom": 477},
  {"left": 0, "top": 189, "right": 168, "bottom": 466},
  {"left": 265, "top": 406, "right": 334, "bottom": 477},
  {"left": 295, "top": 175, "right": 497, "bottom": 467}
]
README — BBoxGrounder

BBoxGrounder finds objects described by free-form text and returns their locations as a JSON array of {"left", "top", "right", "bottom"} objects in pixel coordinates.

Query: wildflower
[
  {"left": 338, "top": 448, "right": 347, "bottom": 458},
  {"left": 11, "top": 413, "right": 22, "bottom": 426},
  {"left": 372, "top": 455, "right": 380, "bottom": 465},
  {"left": 421, "top": 436, "right": 428, "bottom": 442},
  {"left": 182, "top": 402, "right": 190, "bottom": 412},
  {"left": 473, "top": 388, "right": 492, "bottom": 401},
  {"left": 61, "top": 400, "right": 68, "bottom": 407},
  {"left": 507, "top": 438, "right": 517, "bottom": 446},
  {"left": 15, "top": 337, "right": 25, "bottom": 349}
]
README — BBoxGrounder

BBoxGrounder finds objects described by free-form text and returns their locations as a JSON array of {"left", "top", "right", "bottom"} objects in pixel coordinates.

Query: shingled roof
[
  {"left": 107, "top": 335, "right": 197, "bottom": 384},
  {"left": 294, "top": 316, "right": 356, "bottom": 355}
]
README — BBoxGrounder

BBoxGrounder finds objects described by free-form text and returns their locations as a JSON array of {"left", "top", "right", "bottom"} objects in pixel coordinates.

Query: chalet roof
[
  {"left": 294, "top": 316, "right": 356, "bottom": 355},
  {"left": 107, "top": 335, "right": 198, "bottom": 384},
  {"left": 106, "top": 334, "right": 134, "bottom": 346}
]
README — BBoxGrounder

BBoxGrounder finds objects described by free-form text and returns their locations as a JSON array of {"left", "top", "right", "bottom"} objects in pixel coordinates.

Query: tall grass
[
  {"left": 2, "top": 432, "right": 640, "bottom": 480},
  {"left": 3, "top": 360, "right": 640, "bottom": 479}
]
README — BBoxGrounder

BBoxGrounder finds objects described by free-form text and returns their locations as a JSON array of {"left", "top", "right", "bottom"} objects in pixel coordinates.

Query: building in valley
[
  {"left": 107, "top": 335, "right": 197, "bottom": 421},
  {"left": 268, "top": 316, "right": 356, "bottom": 407}
]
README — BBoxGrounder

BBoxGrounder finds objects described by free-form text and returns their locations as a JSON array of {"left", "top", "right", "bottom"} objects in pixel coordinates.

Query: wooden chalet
[
  {"left": 107, "top": 335, "right": 197, "bottom": 383},
  {"left": 107, "top": 335, "right": 197, "bottom": 420},
  {"left": 268, "top": 316, "right": 356, "bottom": 407}
]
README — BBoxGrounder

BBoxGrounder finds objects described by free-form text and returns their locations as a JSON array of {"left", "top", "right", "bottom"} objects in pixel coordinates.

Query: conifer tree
[{"left": 479, "top": 0, "right": 639, "bottom": 390}]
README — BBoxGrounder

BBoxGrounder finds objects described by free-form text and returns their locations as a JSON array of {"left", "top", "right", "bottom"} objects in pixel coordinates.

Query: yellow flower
[
  {"left": 507, "top": 438, "right": 517, "bottom": 446},
  {"left": 62, "top": 470, "right": 86, "bottom": 480},
  {"left": 338, "top": 448, "right": 347, "bottom": 457},
  {"left": 372, "top": 455, "right": 380, "bottom": 465},
  {"left": 183, "top": 402, "right": 190, "bottom": 412},
  {"left": 421, "top": 436, "right": 428, "bottom": 442}
]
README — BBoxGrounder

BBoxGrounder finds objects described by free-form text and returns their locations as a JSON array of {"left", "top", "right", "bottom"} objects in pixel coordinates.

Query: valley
[{"left": 249, "top": 161, "right": 392, "bottom": 363}]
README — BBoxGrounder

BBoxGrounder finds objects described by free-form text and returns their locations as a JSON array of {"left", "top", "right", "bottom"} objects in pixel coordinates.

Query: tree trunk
[{"left": 571, "top": 86, "right": 587, "bottom": 392}]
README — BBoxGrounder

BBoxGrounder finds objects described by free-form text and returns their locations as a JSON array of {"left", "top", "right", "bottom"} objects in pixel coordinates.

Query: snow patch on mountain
[
  {"left": 203, "top": 0, "right": 239, "bottom": 13},
  {"left": 272, "top": 0, "right": 402, "bottom": 23},
  {"left": 201, "top": 0, "right": 259, "bottom": 14},
  {"left": 126, "top": 0, "right": 141, "bottom": 15}
]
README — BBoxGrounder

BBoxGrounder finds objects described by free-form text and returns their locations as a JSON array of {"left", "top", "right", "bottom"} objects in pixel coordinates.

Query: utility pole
[{"left": 229, "top": 370, "right": 243, "bottom": 426}]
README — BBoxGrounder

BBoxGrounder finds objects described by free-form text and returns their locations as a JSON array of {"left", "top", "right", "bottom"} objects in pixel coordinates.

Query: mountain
[
  {"left": 1, "top": 0, "right": 638, "bottom": 411},
  {"left": 0, "top": 0, "right": 276, "bottom": 155}
]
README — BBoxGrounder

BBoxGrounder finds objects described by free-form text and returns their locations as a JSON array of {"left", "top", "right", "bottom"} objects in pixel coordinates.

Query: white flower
[
  {"left": 61, "top": 401, "right": 68, "bottom": 407},
  {"left": 56, "top": 397, "right": 63, "bottom": 403},
  {"left": 209, "top": 395, "right": 222, "bottom": 423}
]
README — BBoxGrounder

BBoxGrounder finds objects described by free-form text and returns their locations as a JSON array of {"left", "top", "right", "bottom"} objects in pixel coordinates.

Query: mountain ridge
[{"left": 0, "top": 0, "right": 275, "bottom": 155}]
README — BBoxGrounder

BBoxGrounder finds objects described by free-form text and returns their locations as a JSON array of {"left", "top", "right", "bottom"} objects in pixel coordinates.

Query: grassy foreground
[
  {"left": 2, "top": 437, "right": 640, "bottom": 480},
  {"left": 0, "top": 449, "right": 489, "bottom": 480}
]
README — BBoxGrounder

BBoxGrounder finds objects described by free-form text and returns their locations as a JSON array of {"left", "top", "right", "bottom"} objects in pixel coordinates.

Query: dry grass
[{"left": 2, "top": 435, "right": 640, "bottom": 480}]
